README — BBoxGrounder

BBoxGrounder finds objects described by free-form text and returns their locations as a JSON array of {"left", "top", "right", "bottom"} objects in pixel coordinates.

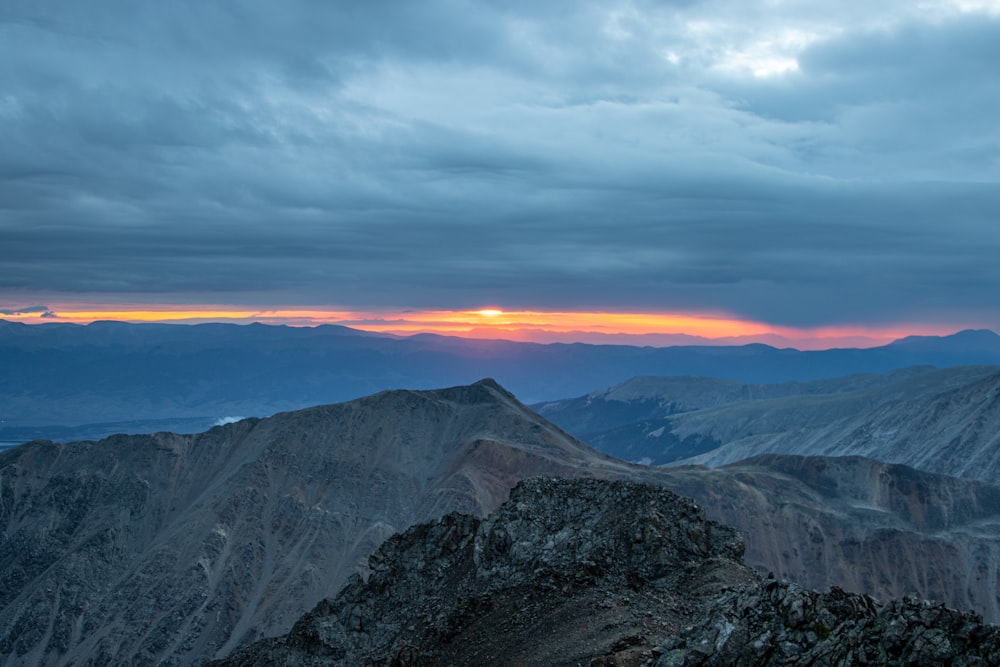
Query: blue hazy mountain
[
  {"left": 535, "top": 365, "right": 1000, "bottom": 486},
  {"left": 2, "top": 319, "right": 999, "bottom": 437}
]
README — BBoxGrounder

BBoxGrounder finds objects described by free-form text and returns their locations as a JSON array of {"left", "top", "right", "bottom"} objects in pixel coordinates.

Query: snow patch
[{"left": 647, "top": 426, "right": 666, "bottom": 438}]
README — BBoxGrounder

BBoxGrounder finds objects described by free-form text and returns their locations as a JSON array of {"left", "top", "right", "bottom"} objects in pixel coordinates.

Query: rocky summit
[
  {"left": 213, "top": 477, "right": 753, "bottom": 666},
  {"left": 214, "top": 477, "right": 1000, "bottom": 666}
]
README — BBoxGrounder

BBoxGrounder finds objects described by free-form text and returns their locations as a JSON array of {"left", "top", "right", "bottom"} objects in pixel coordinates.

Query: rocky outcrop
[
  {"left": 215, "top": 478, "right": 1000, "bottom": 666},
  {"left": 213, "top": 478, "right": 755, "bottom": 666},
  {"left": 660, "top": 582, "right": 1000, "bottom": 665}
]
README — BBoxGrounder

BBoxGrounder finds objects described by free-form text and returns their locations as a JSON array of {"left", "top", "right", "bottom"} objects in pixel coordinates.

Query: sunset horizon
[
  {"left": 0, "top": 301, "right": 986, "bottom": 351},
  {"left": 3, "top": 3, "right": 998, "bottom": 346}
]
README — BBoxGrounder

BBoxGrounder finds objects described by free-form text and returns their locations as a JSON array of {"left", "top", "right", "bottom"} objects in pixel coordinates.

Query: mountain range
[
  {"left": 536, "top": 365, "right": 1000, "bottom": 484},
  {"left": 4, "top": 380, "right": 1000, "bottom": 665},
  {"left": 0, "top": 381, "right": 630, "bottom": 665},
  {"left": 3, "top": 319, "right": 1000, "bottom": 436}
]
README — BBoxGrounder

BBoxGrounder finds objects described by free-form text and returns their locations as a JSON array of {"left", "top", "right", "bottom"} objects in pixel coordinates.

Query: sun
[{"left": 474, "top": 309, "right": 505, "bottom": 317}]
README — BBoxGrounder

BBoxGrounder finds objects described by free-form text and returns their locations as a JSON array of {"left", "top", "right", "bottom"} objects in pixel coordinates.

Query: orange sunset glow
[{"left": 0, "top": 304, "right": 962, "bottom": 350}]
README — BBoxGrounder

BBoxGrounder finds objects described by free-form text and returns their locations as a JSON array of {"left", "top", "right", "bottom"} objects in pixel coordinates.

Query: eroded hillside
[{"left": 215, "top": 478, "right": 1000, "bottom": 667}]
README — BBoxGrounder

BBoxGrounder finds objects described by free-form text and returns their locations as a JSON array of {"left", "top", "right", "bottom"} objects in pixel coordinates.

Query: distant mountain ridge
[
  {"left": 535, "top": 365, "right": 1000, "bottom": 478},
  {"left": 3, "top": 319, "right": 1000, "bottom": 432},
  {"left": 674, "top": 367, "right": 1000, "bottom": 483},
  {"left": 889, "top": 328, "right": 1000, "bottom": 352},
  {"left": 533, "top": 366, "right": 943, "bottom": 438}
]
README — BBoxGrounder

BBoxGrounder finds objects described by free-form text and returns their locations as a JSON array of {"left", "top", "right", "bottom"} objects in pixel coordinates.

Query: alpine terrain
[
  {"left": 3, "top": 380, "right": 1000, "bottom": 665},
  {"left": 536, "top": 365, "right": 1000, "bottom": 483},
  {"left": 215, "top": 478, "right": 1000, "bottom": 666}
]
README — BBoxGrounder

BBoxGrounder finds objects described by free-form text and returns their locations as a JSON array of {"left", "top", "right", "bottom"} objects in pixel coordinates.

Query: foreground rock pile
[
  {"left": 215, "top": 478, "right": 1000, "bottom": 666},
  {"left": 661, "top": 582, "right": 1000, "bottom": 665}
]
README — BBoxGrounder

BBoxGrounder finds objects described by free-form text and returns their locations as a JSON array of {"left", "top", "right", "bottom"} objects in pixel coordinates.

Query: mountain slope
[
  {"left": 532, "top": 365, "right": 942, "bottom": 438},
  {"left": 5, "top": 380, "right": 1000, "bottom": 665},
  {"left": 0, "top": 380, "right": 631, "bottom": 666},
  {"left": 658, "top": 455, "right": 1000, "bottom": 622},
  {"left": 214, "top": 478, "right": 1000, "bottom": 667},
  {"left": 671, "top": 368, "right": 1000, "bottom": 483},
  {"left": 536, "top": 366, "right": 1000, "bottom": 476}
]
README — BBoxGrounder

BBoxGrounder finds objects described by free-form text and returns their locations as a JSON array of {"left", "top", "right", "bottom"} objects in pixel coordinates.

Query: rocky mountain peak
[
  {"left": 0, "top": 381, "right": 629, "bottom": 666},
  {"left": 214, "top": 477, "right": 754, "bottom": 666},
  {"left": 337, "top": 377, "right": 524, "bottom": 420},
  {"left": 474, "top": 477, "right": 745, "bottom": 587},
  {"left": 426, "top": 377, "right": 520, "bottom": 405},
  {"left": 216, "top": 477, "right": 1000, "bottom": 667}
]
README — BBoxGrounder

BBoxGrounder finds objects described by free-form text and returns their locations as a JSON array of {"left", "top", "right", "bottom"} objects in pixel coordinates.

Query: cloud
[
  {"left": 0, "top": 305, "right": 55, "bottom": 317},
  {"left": 1, "top": 2, "right": 998, "bottom": 330}
]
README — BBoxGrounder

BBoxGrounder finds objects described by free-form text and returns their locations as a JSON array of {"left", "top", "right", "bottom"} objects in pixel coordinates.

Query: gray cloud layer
[{"left": 2, "top": 1, "right": 999, "bottom": 327}]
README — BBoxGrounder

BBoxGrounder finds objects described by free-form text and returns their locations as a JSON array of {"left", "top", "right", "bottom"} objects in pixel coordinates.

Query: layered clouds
[{"left": 1, "top": 0, "right": 998, "bottom": 328}]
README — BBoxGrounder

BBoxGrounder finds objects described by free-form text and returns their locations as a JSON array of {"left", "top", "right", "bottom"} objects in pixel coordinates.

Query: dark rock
[
  {"left": 214, "top": 478, "right": 754, "bottom": 666},
  {"left": 215, "top": 478, "right": 1000, "bottom": 667},
  {"left": 660, "top": 583, "right": 1000, "bottom": 665}
]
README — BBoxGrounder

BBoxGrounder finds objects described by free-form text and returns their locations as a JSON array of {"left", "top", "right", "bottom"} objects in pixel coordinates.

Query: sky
[{"left": 2, "top": 1, "right": 999, "bottom": 347}]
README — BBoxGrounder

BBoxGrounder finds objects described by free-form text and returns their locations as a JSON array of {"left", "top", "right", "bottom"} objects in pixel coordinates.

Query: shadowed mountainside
[
  {"left": 0, "top": 380, "right": 632, "bottom": 666},
  {"left": 533, "top": 365, "right": 944, "bottom": 438},
  {"left": 535, "top": 366, "right": 1000, "bottom": 483},
  {"left": 214, "top": 478, "right": 1000, "bottom": 667},
  {"left": 658, "top": 455, "right": 1000, "bottom": 622},
  {"left": 672, "top": 369, "right": 1000, "bottom": 484},
  {"left": 4, "top": 380, "right": 1000, "bottom": 665}
]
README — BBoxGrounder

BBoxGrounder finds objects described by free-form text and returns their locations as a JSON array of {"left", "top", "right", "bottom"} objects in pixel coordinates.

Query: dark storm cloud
[
  {"left": 1, "top": 1, "right": 999, "bottom": 328},
  {"left": 0, "top": 305, "right": 50, "bottom": 316}
]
